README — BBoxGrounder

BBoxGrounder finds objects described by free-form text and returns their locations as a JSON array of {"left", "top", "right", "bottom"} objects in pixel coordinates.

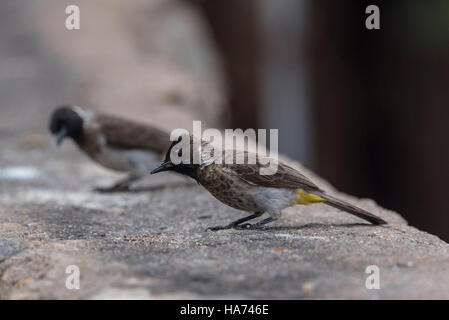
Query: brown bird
[
  {"left": 151, "top": 135, "right": 387, "bottom": 230},
  {"left": 49, "top": 105, "right": 170, "bottom": 192}
]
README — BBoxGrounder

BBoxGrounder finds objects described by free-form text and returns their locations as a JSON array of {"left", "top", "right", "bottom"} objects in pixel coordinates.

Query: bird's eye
[{"left": 178, "top": 149, "right": 182, "bottom": 157}]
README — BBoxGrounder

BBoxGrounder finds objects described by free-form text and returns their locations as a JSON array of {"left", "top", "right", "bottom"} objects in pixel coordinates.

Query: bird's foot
[
  {"left": 206, "top": 214, "right": 270, "bottom": 231},
  {"left": 206, "top": 224, "right": 234, "bottom": 232},
  {"left": 234, "top": 223, "right": 258, "bottom": 230},
  {"left": 234, "top": 217, "right": 274, "bottom": 230}
]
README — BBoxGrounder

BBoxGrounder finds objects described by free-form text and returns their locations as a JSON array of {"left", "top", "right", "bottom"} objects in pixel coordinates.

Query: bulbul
[
  {"left": 49, "top": 105, "right": 170, "bottom": 192},
  {"left": 151, "top": 135, "right": 387, "bottom": 230}
]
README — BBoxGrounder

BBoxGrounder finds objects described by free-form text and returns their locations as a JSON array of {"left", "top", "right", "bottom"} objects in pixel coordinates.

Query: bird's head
[
  {"left": 49, "top": 106, "right": 84, "bottom": 146},
  {"left": 151, "top": 134, "right": 215, "bottom": 180}
]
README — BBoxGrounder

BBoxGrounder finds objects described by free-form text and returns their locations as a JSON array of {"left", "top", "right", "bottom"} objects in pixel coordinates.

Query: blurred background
[{"left": 0, "top": 0, "right": 448, "bottom": 241}]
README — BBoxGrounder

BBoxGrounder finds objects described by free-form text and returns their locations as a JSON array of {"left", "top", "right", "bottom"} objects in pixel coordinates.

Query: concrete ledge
[{"left": 0, "top": 137, "right": 448, "bottom": 299}]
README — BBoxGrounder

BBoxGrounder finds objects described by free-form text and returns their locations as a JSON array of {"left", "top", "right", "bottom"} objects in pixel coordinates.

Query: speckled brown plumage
[
  {"left": 197, "top": 163, "right": 265, "bottom": 213},
  {"left": 152, "top": 135, "right": 388, "bottom": 229}
]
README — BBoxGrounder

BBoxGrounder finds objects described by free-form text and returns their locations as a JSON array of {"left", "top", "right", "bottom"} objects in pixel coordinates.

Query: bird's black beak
[
  {"left": 55, "top": 127, "right": 67, "bottom": 146},
  {"left": 150, "top": 161, "right": 174, "bottom": 174}
]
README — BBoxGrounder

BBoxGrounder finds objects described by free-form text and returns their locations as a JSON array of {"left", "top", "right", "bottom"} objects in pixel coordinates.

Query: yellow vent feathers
[{"left": 296, "top": 189, "right": 325, "bottom": 205}]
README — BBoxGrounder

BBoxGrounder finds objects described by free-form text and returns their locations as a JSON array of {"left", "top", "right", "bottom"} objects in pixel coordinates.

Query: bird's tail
[{"left": 316, "top": 191, "right": 387, "bottom": 225}]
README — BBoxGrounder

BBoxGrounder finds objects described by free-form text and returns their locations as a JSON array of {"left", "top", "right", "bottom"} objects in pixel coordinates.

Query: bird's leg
[
  {"left": 235, "top": 217, "right": 275, "bottom": 230},
  {"left": 94, "top": 174, "right": 140, "bottom": 193},
  {"left": 206, "top": 212, "right": 263, "bottom": 232}
]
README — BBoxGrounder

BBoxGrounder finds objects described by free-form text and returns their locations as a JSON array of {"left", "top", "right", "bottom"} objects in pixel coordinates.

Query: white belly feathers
[{"left": 249, "top": 187, "right": 297, "bottom": 215}]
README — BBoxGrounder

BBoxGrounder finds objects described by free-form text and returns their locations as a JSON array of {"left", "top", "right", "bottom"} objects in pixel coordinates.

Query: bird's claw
[
  {"left": 234, "top": 223, "right": 268, "bottom": 230},
  {"left": 206, "top": 225, "right": 230, "bottom": 232},
  {"left": 207, "top": 222, "right": 268, "bottom": 232},
  {"left": 234, "top": 223, "right": 252, "bottom": 230}
]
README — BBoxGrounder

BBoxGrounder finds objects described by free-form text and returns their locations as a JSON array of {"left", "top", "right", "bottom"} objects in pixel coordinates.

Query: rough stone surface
[
  {"left": 1, "top": 1, "right": 449, "bottom": 300},
  {"left": 1, "top": 134, "right": 449, "bottom": 299},
  {"left": 0, "top": 238, "right": 21, "bottom": 263}
]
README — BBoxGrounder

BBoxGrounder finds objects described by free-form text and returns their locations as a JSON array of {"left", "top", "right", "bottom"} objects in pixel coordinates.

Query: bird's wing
[
  {"left": 94, "top": 114, "right": 170, "bottom": 153},
  {"left": 222, "top": 151, "right": 321, "bottom": 191}
]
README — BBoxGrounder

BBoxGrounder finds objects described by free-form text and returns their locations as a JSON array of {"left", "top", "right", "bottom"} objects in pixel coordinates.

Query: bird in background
[
  {"left": 49, "top": 105, "right": 170, "bottom": 192},
  {"left": 151, "top": 135, "right": 387, "bottom": 230}
]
